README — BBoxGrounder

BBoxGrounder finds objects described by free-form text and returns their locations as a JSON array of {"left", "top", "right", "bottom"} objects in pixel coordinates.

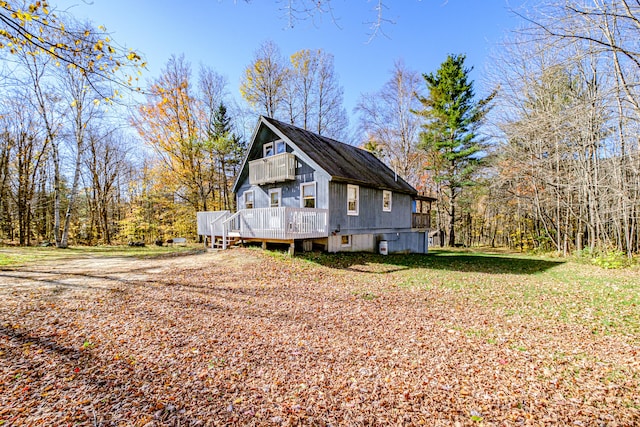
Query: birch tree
[{"left": 58, "top": 61, "right": 102, "bottom": 248}]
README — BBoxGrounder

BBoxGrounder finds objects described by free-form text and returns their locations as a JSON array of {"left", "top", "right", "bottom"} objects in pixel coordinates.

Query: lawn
[
  {"left": 0, "top": 247, "right": 638, "bottom": 426},
  {"left": 0, "top": 244, "right": 203, "bottom": 268}
]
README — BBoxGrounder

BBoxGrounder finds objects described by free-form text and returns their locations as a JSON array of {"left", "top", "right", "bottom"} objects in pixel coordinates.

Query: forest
[{"left": 0, "top": 0, "right": 639, "bottom": 258}]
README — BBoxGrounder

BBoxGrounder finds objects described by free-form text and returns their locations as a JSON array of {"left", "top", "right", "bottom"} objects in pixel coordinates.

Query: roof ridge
[{"left": 263, "top": 116, "right": 357, "bottom": 149}]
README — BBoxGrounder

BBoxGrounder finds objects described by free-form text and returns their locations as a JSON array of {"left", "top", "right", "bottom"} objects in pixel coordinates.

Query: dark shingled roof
[{"left": 262, "top": 116, "right": 417, "bottom": 195}]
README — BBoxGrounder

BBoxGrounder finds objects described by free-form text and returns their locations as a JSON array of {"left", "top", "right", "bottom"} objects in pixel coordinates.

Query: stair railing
[
  {"left": 208, "top": 211, "right": 231, "bottom": 248},
  {"left": 221, "top": 211, "right": 243, "bottom": 249}
]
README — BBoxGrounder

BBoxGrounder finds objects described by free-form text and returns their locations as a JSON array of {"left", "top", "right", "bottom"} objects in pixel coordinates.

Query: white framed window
[
  {"left": 347, "top": 184, "right": 359, "bottom": 216},
  {"left": 263, "top": 140, "right": 286, "bottom": 157},
  {"left": 244, "top": 190, "right": 254, "bottom": 209},
  {"left": 341, "top": 235, "right": 351, "bottom": 247},
  {"left": 382, "top": 190, "right": 392, "bottom": 212},
  {"left": 269, "top": 188, "right": 281, "bottom": 208},
  {"left": 301, "top": 182, "right": 316, "bottom": 208}
]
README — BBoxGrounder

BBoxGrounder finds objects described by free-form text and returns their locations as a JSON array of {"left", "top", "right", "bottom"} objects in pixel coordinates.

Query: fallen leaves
[{"left": 0, "top": 248, "right": 638, "bottom": 425}]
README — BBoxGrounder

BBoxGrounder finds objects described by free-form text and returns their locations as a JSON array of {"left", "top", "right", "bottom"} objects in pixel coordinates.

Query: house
[{"left": 196, "top": 116, "right": 434, "bottom": 254}]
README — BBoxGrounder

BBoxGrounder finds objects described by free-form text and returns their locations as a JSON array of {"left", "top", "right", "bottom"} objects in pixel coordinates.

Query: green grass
[
  {"left": 0, "top": 244, "right": 203, "bottom": 268},
  {"left": 299, "top": 248, "right": 640, "bottom": 338}
]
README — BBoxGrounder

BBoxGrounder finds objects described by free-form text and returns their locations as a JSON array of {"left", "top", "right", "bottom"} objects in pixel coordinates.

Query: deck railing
[
  {"left": 249, "top": 152, "right": 296, "bottom": 185},
  {"left": 411, "top": 212, "right": 431, "bottom": 229},
  {"left": 196, "top": 210, "right": 230, "bottom": 237},
  {"left": 222, "top": 207, "right": 328, "bottom": 244}
]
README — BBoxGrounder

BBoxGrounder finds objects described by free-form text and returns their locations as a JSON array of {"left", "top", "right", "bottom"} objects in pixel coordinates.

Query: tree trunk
[
  {"left": 448, "top": 193, "right": 456, "bottom": 247},
  {"left": 59, "top": 142, "right": 83, "bottom": 248}
]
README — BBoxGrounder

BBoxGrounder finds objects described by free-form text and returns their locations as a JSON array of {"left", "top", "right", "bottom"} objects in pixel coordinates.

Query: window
[
  {"left": 341, "top": 235, "right": 351, "bottom": 247},
  {"left": 347, "top": 184, "right": 359, "bottom": 216},
  {"left": 263, "top": 142, "right": 274, "bottom": 157},
  {"left": 244, "top": 190, "right": 254, "bottom": 209},
  {"left": 301, "top": 182, "right": 316, "bottom": 208},
  {"left": 269, "top": 188, "right": 281, "bottom": 208},
  {"left": 382, "top": 190, "right": 392, "bottom": 212},
  {"left": 263, "top": 140, "right": 286, "bottom": 157}
]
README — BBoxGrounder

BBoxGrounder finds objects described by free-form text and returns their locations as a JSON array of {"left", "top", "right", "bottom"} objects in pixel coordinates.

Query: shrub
[{"left": 574, "top": 248, "right": 634, "bottom": 269}]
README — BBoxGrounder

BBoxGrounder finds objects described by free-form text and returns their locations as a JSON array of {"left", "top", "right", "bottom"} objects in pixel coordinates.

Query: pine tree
[
  {"left": 416, "top": 54, "right": 495, "bottom": 246},
  {"left": 207, "top": 103, "right": 245, "bottom": 210}
]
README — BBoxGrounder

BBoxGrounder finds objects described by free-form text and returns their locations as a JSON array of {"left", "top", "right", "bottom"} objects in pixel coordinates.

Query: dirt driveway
[{"left": 0, "top": 250, "right": 227, "bottom": 295}]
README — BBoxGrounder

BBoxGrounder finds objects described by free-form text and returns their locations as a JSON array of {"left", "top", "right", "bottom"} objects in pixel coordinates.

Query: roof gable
[{"left": 233, "top": 116, "right": 418, "bottom": 195}]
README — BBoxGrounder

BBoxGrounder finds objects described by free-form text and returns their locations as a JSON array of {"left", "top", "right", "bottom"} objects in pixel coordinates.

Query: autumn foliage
[{"left": 1, "top": 248, "right": 638, "bottom": 425}]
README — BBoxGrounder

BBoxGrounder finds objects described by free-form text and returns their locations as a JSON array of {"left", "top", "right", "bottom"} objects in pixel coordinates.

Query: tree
[
  {"left": 416, "top": 54, "right": 495, "bottom": 246},
  {"left": 287, "top": 48, "right": 348, "bottom": 139},
  {"left": 199, "top": 66, "right": 244, "bottom": 210},
  {"left": 0, "top": 1, "right": 144, "bottom": 96},
  {"left": 206, "top": 103, "right": 244, "bottom": 210},
  {"left": 58, "top": 57, "right": 104, "bottom": 248},
  {"left": 241, "top": 43, "right": 348, "bottom": 139},
  {"left": 288, "top": 49, "right": 318, "bottom": 129},
  {"left": 13, "top": 34, "right": 66, "bottom": 246},
  {"left": 1, "top": 91, "right": 48, "bottom": 245},
  {"left": 240, "top": 40, "right": 287, "bottom": 118},
  {"left": 356, "top": 60, "right": 425, "bottom": 187},
  {"left": 522, "top": 1, "right": 640, "bottom": 119},
  {"left": 134, "top": 55, "right": 204, "bottom": 210},
  {"left": 235, "top": 1, "right": 400, "bottom": 40},
  {"left": 0, "top": 126, "right": 12, "bottom": 240},
  {"left": 514, "top": 0, "right": 640, "bottom": 256},
  {"left": 1, "top": 12, "right": 140, "bottom": 247},
  {"left": 82, "top": 130, "right": 131, "bottom": 244},
  {"left": 314, "top": 50, "right": 348, "bottom": 139},
  {"left": 475, "top": 1, "right": 640, "bottom": 256}
]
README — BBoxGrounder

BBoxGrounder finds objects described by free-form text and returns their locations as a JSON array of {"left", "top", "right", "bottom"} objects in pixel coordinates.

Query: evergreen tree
[
  {"left": 207, "top": 103, "right": 245, "bottom": 210},
  {"left": 416, "top": 54, "right": 495, "bottom": 246}
]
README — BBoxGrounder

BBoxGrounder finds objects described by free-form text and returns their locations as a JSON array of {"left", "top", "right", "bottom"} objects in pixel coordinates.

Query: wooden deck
[{"left": 199, "top": 208, "right": 329, "bottom": 249}]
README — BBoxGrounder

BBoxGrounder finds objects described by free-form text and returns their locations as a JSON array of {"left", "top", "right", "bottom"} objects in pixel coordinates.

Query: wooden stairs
[{"left": 211, "top": 235, "right": 241, "bottom": 249}]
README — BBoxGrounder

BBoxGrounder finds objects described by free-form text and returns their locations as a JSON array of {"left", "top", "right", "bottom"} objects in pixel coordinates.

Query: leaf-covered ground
[{"left": 1, "top": 248, "right": 638, "bottom": 426}]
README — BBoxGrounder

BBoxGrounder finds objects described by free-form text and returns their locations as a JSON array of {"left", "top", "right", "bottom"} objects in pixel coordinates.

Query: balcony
[
  {"left": 412, "top": 212, "right": 431, "bottom": 229},
  {"left": 249, "top": 152, "right": 296, "bottom": 185}
]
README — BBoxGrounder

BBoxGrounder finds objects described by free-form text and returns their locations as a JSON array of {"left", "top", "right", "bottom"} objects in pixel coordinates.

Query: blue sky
[{"left": 54, "top": 0, "right": 527, "bottom": 131}]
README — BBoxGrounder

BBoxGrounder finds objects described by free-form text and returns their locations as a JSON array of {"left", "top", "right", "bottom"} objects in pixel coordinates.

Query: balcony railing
[
  {"left": 249, "top": 152, "right": 296, "bottom": 185},
  {"left": 412, "top": 212, "right": 431, "bottom": 229}
]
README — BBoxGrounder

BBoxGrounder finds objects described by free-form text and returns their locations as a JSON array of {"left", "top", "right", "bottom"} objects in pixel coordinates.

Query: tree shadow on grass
[{"left": 299, "top": 249, "right": 565, "bottom": 275}]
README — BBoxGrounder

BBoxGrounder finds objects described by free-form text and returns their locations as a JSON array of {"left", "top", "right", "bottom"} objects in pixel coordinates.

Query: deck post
[
  {"left": 288, "top": 242, "right": 295, "bottom": 256},
  {"left": 262, "top": 241, "right": 267, "bottom": 250}
]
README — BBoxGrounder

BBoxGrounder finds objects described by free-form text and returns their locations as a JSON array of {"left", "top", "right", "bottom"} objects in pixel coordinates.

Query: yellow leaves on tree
[
  {"left": 132, "top": 55, "right": 217, "bottom": 212},
  {"left": 0, "top": 1, "right": 145, "bottom": 97},
  {"left": 239, "top": 40, "right": 287, "bottom": 117}
]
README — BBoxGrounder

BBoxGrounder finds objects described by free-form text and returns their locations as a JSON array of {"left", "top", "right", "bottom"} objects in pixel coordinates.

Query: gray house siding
[
  {"left": 236, "top": 156, "right": 331, "bottom": 210},
  {"left": 328, "top": 182, "right": 412, "bottom": 233}
]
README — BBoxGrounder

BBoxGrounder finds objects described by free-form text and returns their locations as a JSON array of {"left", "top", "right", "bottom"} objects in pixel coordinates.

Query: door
[{"left": 268, "top": 188, "right": 282, "bottom": 229}]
